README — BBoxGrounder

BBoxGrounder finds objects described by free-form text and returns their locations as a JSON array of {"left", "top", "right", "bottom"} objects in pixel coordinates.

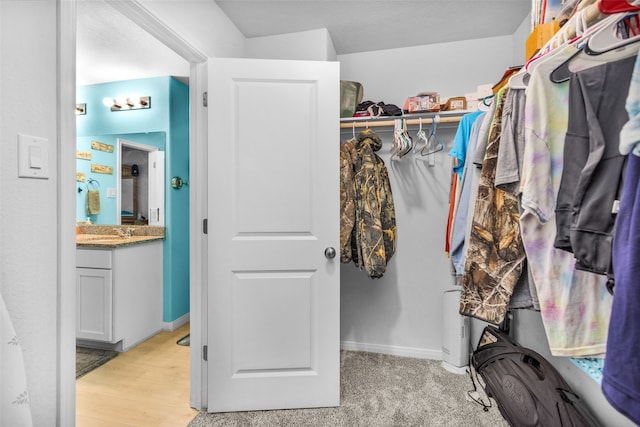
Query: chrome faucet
[
  {"left": 113, "top": 227, "right": 125, "bottom": 237},
  {"left": 125, "top": 228, "right": 135, "bottom": 237}
]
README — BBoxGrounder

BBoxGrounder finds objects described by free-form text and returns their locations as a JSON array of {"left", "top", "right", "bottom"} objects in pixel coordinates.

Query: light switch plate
[
  {"left": 18, "top": 134, "right": 49, "bottom": 179},
  {"left": 107, "top": 188, "right": 116, "bottom": 198}
]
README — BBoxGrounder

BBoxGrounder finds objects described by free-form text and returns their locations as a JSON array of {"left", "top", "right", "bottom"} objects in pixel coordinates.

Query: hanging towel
[{"left": 86, "top": 190, "right": 101, "bottom": 215}]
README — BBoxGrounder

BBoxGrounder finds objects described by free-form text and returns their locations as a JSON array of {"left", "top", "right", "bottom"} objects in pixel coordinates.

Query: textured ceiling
[
  {"left": 215, "top": 0, "right": 531, "bottom": 54},
  {"left": 76, "top": 0, "right": 531, "bottom": 86}
]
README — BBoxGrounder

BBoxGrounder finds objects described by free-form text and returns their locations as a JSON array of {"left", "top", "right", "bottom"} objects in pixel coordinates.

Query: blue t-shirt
[{"left": 448, "top": 110, "right": 483, "bottom": 178}]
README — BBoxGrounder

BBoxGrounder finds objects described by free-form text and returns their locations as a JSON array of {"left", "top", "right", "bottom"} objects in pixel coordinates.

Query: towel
[{"left": 86, "top": 190, "right": 101, "bottom": 215}]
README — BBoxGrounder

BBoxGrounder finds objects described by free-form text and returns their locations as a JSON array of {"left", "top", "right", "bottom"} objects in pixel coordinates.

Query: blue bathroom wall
[
  {"left": 76, "top": 76, "right": 190, "bottom": 324},
  {"left": 165, "top": 78, "right": 190, "bottom": 322}
]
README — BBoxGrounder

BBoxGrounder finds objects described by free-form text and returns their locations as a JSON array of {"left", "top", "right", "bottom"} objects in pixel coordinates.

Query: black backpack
[{"left": 471, "top": 326, "right": 600, "bottom": 427}]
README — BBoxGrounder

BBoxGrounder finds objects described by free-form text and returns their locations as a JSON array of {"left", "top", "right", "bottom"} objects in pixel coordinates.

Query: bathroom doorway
[
  {"left": 117, "top": 139, "right": 165, "bottom": 227},
  {"left": 68, "top": 0, "right": 206, "bottom": 421}
]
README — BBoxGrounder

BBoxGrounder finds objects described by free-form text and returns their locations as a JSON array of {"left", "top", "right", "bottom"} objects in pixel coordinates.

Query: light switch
[
  {"left": 107, "top": 188, "right": 116, "bottom": 198},
  {"left": 29, "top": 145, "right": 43, "bottom": 169},
  {"left": 18, "top": 134, "right": 49, "bottom": 179}
]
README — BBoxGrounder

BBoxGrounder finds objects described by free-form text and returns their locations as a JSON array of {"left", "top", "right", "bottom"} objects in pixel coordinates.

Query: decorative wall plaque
[
  {"left": 91, "top": 140, "right": 114, "bottom": 153},
  {"left": 76, "top": 150, "right": 92, "bottom": 160},
  {"left": 91, "top": 164, "right": 113, "bottom": 175}
]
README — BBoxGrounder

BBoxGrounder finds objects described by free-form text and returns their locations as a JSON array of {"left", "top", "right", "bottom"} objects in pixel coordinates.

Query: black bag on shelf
[
  {"left": 471, "top": 326, "right": 600, "bottom": 427},
  {"left": 354, "top": 101, "right": 403, "bottom": 117}
]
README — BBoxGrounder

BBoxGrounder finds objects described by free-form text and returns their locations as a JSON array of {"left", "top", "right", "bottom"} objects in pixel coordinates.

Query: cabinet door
[{"left": 76, "top": 268, "right": 113, "bottom": 342}]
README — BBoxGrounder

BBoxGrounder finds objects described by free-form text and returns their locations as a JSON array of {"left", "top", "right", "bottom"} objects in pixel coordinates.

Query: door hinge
[
  {"left": 203, "top": 345, "right": 208, "bottom": 361},
  {"left": 203, "top": 92, "right": 208, "bottom": 107},
  {"left": 203, "top": 218, "right": 208, "bottom": 234}
]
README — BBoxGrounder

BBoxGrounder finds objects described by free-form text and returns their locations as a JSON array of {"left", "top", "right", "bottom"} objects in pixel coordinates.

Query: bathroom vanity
[{"left": 76, "top": 225, "right": 164, "bottom": 352}]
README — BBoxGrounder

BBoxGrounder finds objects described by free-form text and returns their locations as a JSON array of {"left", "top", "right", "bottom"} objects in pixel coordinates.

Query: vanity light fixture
[{"left": 102, "top": 95, "right": 151, "bottom": 112}]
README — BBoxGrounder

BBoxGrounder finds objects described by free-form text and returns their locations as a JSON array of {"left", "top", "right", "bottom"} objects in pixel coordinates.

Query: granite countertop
[{"left": 76, "top": 224, "right": 165, "bottom": 248}]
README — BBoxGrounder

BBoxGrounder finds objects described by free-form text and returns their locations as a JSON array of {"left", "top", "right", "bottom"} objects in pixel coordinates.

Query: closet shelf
[{"left": 339, "top": 110, "right": 466, "bottom": 129}]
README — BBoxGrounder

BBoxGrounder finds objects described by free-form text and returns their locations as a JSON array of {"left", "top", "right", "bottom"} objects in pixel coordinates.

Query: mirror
[{"left": 121, "top": 164, "right": 141, "bottom": 224}]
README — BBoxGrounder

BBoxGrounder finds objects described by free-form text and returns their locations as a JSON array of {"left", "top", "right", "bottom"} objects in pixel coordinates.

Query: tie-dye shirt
[
  {"left": 620, "top": 53, "right": 640, "bottom": 157},
  {"left": 519, "top": 45, "right": 612, "bottom": 357}
]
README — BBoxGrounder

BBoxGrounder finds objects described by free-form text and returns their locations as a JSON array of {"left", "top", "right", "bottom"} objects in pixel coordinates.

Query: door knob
[{"left": 324, "top": 247, "right": 336, "bottom": 259}]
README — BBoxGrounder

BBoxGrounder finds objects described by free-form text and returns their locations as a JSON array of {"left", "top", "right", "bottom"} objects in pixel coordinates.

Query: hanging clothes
[
  {"left": 554, "top": 55, "right": 636, "bottom": 278},
  {"left": 496, "top": 87, "right": 539, "bottom": 310},
  {"left": 460, "top": 87, "right": 527, "bottom": 325},
  {"left": 602, "top": 151, "right": 640, "bottom": 426},
  {"left": 449, "top": 112, "right": 485, "bottom": 276},
  {"left": 340, "top": 140, "right": 357, "bottom": 264},
  {"left": 519, "top": 45, "right": 611, "bottom": 357},
  {"left": 446, "top": 110, "right": 484, "bottom": 257},
  {"left": 342, "top": 128, "right": 397, "bottom": 278},
  {"left": 602, "top": 52, "right": 640, "bottom": 426}
]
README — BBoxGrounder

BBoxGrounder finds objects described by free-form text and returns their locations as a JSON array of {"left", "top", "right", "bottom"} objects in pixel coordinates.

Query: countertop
[{"left": 76, "top": 224, "right": 165, "bottom": 249}]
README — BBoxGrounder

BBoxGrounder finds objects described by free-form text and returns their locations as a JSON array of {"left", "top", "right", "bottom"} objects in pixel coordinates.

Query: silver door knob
[{"left": 324, "top": 247, "right": 336, "bottom": 259}]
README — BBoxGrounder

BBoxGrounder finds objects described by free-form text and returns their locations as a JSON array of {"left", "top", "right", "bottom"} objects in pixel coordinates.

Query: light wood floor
[{"left": 76, "top": 323, "right": 198, "bottom": 427}]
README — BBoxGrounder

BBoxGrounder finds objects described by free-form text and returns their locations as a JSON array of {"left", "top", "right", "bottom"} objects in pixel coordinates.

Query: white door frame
[{"left": 58, "top": 1, "right": 209, "bottom": 423}]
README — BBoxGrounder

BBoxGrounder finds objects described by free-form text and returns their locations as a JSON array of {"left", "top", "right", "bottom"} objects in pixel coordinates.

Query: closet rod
[{"left": 339, "top": 116, "right": 462, "bottom": 129}]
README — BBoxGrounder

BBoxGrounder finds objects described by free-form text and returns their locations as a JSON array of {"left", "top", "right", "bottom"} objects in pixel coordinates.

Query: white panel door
[
  {"left": 207, "top": 58, "right": 340, "bottom": 412},
  {"left": 148, "top": 150, "right": 165, "bottom": 226}
]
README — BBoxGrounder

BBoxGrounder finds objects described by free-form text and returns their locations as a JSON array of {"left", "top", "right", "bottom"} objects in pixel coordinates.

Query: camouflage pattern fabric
[
  {"left": 340, "top": 140, "right": 357, "bottom": 263},
  {"left": 350, "top": 129, "right": 397, "bottom": 278},
  {"left": 460, "top": 88, "right": 526, "bottom": 324}
]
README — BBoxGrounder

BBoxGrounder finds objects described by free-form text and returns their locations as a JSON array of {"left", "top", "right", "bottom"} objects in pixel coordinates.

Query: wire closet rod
[{"left": 339, "top": 115, "right": 462, "bottom": 129}]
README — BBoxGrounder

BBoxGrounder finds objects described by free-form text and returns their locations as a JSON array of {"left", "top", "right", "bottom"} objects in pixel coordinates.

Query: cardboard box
[
  {"left": 404, "top": 93, "right": 440, "bottom": 113},
  {"left": 526, "top": 21, "right": 560, "bottom": 60}
]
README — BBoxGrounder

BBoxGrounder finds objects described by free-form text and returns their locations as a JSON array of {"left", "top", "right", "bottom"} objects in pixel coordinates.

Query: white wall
[
  {"left": 338, "top": 34, "right": 517, "bottom": 106},
  {"left": 0, "top": 1, "right": 58, "bottom": 424},
  {"left": 512, "top": 13, "right": 532, "bottom": 65},
  {"left": 513, "top": 310, "right": 636, "bottom": 427},
  {"left": 247, "top": 28, "right": 337, "bottom": 61},
  {"left": 340, "top": 123, "right": 460, "bottom": 358},
  {"left": 139, "top": 0, "right": 246, "bottom": 58},
  {"left": 337, "top": 34, "right": 517, "bottom": 358}
]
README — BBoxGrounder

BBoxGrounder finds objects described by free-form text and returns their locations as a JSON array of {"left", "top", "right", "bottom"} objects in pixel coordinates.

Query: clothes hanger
[
  {"left": 547, "top": 5, "right": 638, "bottom": 82},
  {"left": 347, "top": 122, "right": 357, "bottom": 143},
  {"left": 569, "top": 35, "right": 640, "bottom": 72},
  {"left": 584, "top": 11, "right": 640, "bottom": 54},
  {"left": 478, "top": 95, "right": 494, "bottom": 111},
  {"left": 396, "top": 119, "right": 413, "bottom": 159},
  {"left": 413, "top": 117, "right": 429, "bottom": 154},
  {"left": 508, "top": 68, "right": 529, "bottom": 89},
  {"left": 421, "top": 115, "right": 444, "bottom": 163},
  {"left": 549, "top": 9, "right": 593, "bottom": 83}
]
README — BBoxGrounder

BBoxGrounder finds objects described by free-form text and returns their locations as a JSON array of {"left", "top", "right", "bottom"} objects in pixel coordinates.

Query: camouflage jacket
[
  {"left": 340, "top": 140, "right": 357, "bottom": 263},
  {"left": 347, "top": 129, "right": 397, "bottom": 278}
]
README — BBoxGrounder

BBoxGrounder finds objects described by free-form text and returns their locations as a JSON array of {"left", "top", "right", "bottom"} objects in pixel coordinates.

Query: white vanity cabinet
[{"left": 76, "top": 240, "right": 163, "bottom": 351}]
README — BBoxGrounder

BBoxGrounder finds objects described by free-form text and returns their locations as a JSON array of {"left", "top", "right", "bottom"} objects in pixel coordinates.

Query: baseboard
[
  {"left": 441, "top": 361, "right": 469, "bottom": 375},
  {"left": 340, "top": 340, "right": 442, "bottom": 360},
  {"left": 162, "top": 312, "right": 190, "bottom": 331}
]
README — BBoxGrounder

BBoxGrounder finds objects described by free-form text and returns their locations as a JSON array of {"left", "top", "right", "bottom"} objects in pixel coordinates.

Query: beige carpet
[{"left": 189, "top": 351, "right": 508, "bottom": 427}]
